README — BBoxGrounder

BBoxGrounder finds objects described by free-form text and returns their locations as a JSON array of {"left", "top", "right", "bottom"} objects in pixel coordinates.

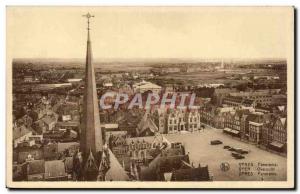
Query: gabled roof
[
  {"left": 280, "top": 118, "right": 287, "bottom": 126},
  {"left": 180, "top": 160, "right": 194, "bottom": 169},
  {"left": 152, "top": 134, "right": 172, "bottom": 149},
  {"left": 277, "top": 106, "right": 286, "bottom": 112},
  {"left": 84, "top": 151, "right": 98, "bottom": 173},
  {"left": 42, "top": 116, "right": 56, "bottom": 125},
  {"left": 64, "top": 157, "right": 73, "bottom": 172},
  {"left": 137, "top": 113, "right": 158, "bottom": 135},
  {"left": 105, "top": 149, "right": 130, "bottom": 181},
  {"left": 27, "top": 160, "right": 45, "bottom": 175},
  {"left": 235, "top": 109, "right": 250, "bottom": 118},
  {"left": 45, "top": 160, "right": 67, "bottom": 179}
]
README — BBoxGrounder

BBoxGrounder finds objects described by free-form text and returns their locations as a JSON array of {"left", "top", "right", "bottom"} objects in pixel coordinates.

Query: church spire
[{"left": 81, "top": 13, "right": 103, "bottom": 156}]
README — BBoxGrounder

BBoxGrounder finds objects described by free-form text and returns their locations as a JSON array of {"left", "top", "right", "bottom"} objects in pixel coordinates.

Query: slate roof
[
  {"left": 42, "top": 115, "right": 56, "bottom": 125},
  {"left": 140, "top": 154, "right": 190, "bottom": 181},
  {"left": 13, "top": 125, "right": 32, "bottom": 140},
  {"left": 64, "top": 157, "right": 73, "bottom": 173},
  {"left": 27, "top": 160, "right": 45, "bottom": 175},
  {"left": 105, "top": 149, "right": 130, "bottom": 181},
  {"left": 170, "top": 166, "right": 210, "bottom": 181},
  {"left": 44, "top": 160, "right": 67, "bottom": 179},
  {"left": 280, "top": 118, "right": 287, "bottom": 126},
  {"left": 136, "top": 113, "right": 158, "bottom": 136}
]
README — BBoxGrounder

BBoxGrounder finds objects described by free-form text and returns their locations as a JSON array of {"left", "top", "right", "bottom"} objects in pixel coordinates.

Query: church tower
[
  {"left": 76, "top": 13, "right": 129, "bottom": 181},
  {"left": 80, "top": 13, "right": 103, "bottom": 156},
  {"left": 77, "top": 13, "right": 104, "bottom": 181}
]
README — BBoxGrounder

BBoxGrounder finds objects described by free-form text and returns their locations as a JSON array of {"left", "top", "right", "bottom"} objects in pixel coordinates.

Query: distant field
[
  {"left": 156, "top": 71, "right": 244, "bottom": 85},
  {"left": 160, "top": 71, "right": 227, "bottom": 80},
  {"left": 154, "top": 68, "right": 285, "bottom": 85}
]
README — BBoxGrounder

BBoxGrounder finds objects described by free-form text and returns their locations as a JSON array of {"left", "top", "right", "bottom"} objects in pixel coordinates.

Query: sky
[{"left": 7, "top": 6, "right": 293, "bottom": 60}]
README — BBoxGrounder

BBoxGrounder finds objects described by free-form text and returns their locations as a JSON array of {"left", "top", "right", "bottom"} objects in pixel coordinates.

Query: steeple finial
[{"left": 82, "top": 12, "right": 95, "bottom": 31}]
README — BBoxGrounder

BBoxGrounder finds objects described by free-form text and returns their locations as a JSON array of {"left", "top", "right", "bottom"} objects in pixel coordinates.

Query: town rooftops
[{"left": 13, "top": 125, "right": 32, "bottom": 140}]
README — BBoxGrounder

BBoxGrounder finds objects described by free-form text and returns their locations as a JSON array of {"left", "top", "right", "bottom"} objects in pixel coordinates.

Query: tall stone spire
[
  {"left": 81, "top": 13, "right": 103, "bottom": 156},
  {"left": 76, "top": 13, "right": 129, "bottom": 181}
]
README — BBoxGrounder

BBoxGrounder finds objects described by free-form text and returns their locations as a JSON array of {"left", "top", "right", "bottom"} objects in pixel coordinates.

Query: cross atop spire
[{"left": 82, "top": 12, "right": 95, "bottom": 31}]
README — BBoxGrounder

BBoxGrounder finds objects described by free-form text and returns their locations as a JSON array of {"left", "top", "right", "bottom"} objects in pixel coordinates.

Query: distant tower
[{"left": 221, "top": 59, "right": 224, "bottom": 69}]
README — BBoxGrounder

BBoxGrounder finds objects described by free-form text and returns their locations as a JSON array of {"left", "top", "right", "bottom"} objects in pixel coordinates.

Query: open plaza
[{"left": 164, "top": 127, "right": 287, "bottom": 181}]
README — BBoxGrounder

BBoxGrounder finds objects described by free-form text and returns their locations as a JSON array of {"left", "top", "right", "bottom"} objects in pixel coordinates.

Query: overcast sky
[{"left": 7, "top": 7, "right": 293, "bottom": 60}]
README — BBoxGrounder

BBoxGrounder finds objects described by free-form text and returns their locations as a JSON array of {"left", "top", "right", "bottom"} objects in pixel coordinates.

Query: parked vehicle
[
  {"left": 210, "top": 140, "right": 223, "bottom": 145},
  {"left": 223, "top": 145, "right": 231, "bottom": 149},
  {"left": 229, "top": 147, "right": 236, "bottom": 152},
  {"left": 231, "top": 152, "right": 245, "bottom": 159},
  {"left": 235, "top": 148, "right": 249, "bottom": 154}
]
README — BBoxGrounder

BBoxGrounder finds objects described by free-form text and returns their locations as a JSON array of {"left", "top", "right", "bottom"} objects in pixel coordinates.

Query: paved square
[{"left": 164, "top": 128, "right": 287, "bottom": 181}]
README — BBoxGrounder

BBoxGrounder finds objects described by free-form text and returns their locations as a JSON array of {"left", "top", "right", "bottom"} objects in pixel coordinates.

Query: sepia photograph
[{"left": 6, "top": 6, "right": 294, "bottom": 189}]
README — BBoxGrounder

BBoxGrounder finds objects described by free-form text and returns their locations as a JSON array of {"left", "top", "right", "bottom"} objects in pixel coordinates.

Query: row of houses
[
  {"left": 136, "top": 109, "right": 202, "bottom": 136},
  {"left": 200, "top": 106, "right": 287, "bottom": 152},
  {"left": 131, "top": 109, "right": 202, "bottom": 137},
  {"left": 213, "top": 88, "right": 286, "bottom": 107},
  {"left": 13, "top": 158, "right": 73, "bottom": 181}
]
